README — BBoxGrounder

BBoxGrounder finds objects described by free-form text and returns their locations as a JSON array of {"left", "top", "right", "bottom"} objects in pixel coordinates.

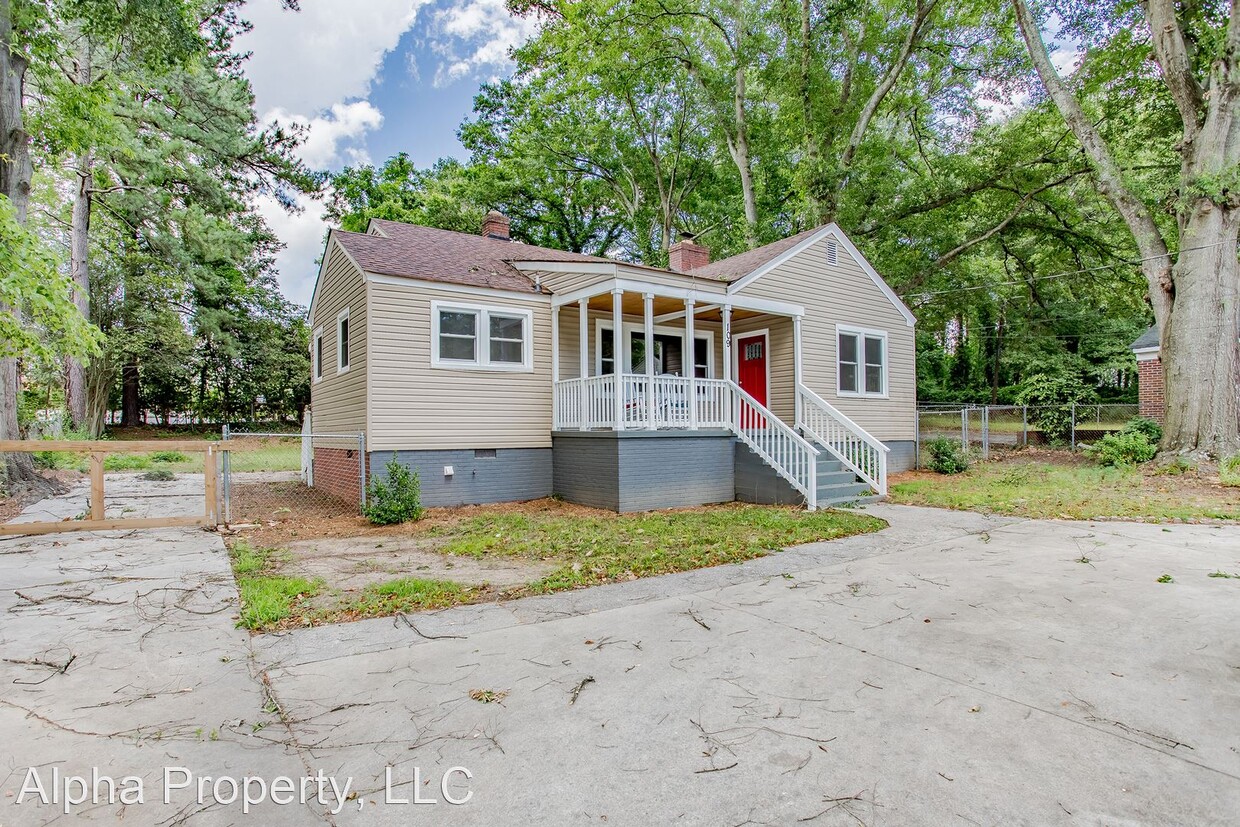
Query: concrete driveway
[{"left": 2, "top": 476, "right": 1238, "bottom": 825}]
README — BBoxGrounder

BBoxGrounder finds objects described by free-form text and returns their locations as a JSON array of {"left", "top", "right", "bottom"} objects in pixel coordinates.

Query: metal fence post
[
  {"left": 358, "top": 432, "right": 367, "bottom": 510},
  {"left": 1021, "top": 406, "right": 1027, "bottom": 447},
  {"left": 220, "top": 424, "right": 231, "bottom": 525},
  {"left": 1070, "top": 403, "right": 1076, "bottom": 450},
  {"left": 981, "top": 406, "right": 990, "bottom": 460}
]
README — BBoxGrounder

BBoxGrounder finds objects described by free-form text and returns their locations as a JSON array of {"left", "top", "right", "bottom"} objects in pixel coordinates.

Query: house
[
  {"left": 305, "top": 212, "right": 917, "bottom": 512},
  {"left": 1131, "top": 326, "right": 1164, "bottom": 423}
]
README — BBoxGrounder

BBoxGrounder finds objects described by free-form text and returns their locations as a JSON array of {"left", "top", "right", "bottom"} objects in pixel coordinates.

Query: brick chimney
[
  {"left": 669, "top": 238, "right": 710, "bottom": 272},
  {"left": 481, "top": 210, "right": 510, "bottom": 240}
]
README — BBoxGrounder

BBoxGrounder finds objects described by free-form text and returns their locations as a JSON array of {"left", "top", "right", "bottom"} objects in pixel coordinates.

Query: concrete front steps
[{"left": 734, "top": 440, "right": 881, "bottom": 509}]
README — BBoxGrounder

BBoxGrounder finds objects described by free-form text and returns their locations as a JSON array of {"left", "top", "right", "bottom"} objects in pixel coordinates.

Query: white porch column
[
  {"left": 684, "top": 298, "right": 697, "bottom": 430},
  {"left": 612, "top": 288, "right": 625, "bottom": 429},
  {"left": 643, "top": 293, "right": 655, "bottom": 430},
  {"left": 793, "top": 314, "right": 803, "bottom": 428},
  {"left": 578, "top": 299, "right": 588, "bottom": 378},
  {"left": 551, "top": 303, "right": 560, "bottom": 429},
  {"left": 721, "top": 305, "right": 732, "bottom": 383}
]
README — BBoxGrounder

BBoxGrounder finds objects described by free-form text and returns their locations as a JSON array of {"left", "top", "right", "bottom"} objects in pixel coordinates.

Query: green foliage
[
  {"left": 236, "top": 575, "right": 321, "bottom": 630},
  {"left": 1088, "top": 418, "right": 1163, "bottom": 466},
  {"left": 1221, "top": 456, "right": 1240, "bottom": 488},
  {"left": 102, "top": 453, "right": 151, "bottom": 471},
  {"left": 1016, "top": 372, "right": 1097, "bottom": 442},
  {"left": 0, "top": 196, "right": 103, "bottom": 361},
  {"left": 1089, "top": 430, "right": 1158, "bottom": 467},
  {"left": 150, "top": 450, "right": 188, "bottom": 463},
  {"left": 364, "top": 460, "right": 424, "bottom": 525},
  {"left": 141, "top": 467, "right": 175, "bottom": 481},
  {"left": 926, "top": 438, "right": 970, "bottom": 475}
]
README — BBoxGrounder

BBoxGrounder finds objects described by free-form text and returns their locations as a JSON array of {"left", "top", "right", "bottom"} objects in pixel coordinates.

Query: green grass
[
  {"left": 336, "top": 578, "right": 469, "bottom": 616},
  {"left": 891, "top": 458, "right": 1240, "bottom": 521},
  {"left": 32, "top": 438, "right": 301, "bottom": 475},
  {"left": 432, "top": 505, "right": 884, "bottom": 594},
  {"left": 1222, "top": 456, "right": 1240, "bottom": 487},
  {"left": 227, "top": 504, "right": 885, "bottom": 631}
]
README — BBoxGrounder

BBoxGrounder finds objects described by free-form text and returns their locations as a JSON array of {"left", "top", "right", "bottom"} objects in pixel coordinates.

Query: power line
[{"left": 909, "top": 240, "right": 1230, "bottom": 300}]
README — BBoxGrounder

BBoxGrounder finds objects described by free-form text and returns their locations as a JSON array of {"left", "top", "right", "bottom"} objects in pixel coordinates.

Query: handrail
[
  {"left": 796, "top": 383, "right": 888, "bottom": 496},
  {"left": 726, "top": 380, "right": 820, "bottom": 510}
]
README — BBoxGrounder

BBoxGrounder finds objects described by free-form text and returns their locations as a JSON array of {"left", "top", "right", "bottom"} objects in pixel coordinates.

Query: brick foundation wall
[
  {"left": 312, "top": 447, "right": 369, "bottom": 503},
  {"left": 1137, "top": 357, "right": 1165, "bottom": 423}
]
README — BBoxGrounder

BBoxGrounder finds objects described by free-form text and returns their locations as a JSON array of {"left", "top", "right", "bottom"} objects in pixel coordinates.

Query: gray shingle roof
[{"left": 1131, "top": 325, "right": 1159, "bottom": 351}]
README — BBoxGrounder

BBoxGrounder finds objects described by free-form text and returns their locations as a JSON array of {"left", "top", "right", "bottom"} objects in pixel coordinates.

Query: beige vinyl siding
[
  {"left": 368, "top": 282, "right": 554, "bottom": 451},
  {"left": 733, "top": 235, "right": 915, "bottom": 441},
  {"left": 538, "top": 271, "right": 610, "bottom": 296},
  {"left": 308, "top": 241, "right": 367, "bottom": 448},
  {"left": 556, "top": 307, "right": 724, "bottom": 380}
]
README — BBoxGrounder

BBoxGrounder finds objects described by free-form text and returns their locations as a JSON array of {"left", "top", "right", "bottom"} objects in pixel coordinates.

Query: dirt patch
[
  {"left": 229, "top": 494, "right": 614, "bottom": 549},
  {"left": 281, "top": 535, "right": 556, "bottom": 590}
]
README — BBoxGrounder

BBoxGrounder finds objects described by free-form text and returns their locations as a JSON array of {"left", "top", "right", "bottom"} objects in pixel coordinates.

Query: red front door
[{"left": 737, "top": 334, "right": 768, "bottom": 408}]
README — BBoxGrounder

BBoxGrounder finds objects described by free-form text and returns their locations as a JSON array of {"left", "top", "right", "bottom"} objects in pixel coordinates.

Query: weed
[
  {"left": 236, "top": 575, "right": 322, "bottom": 629},
  {"left": 1208, "top": 570, "right": 1238, "bottom": 579},
  {"left": 1222, "top": 456, "right": 1240, "bottom": 487},
  {"left": 469, "top": 688, "right": 507, "bottom": 704},
  {"left": 1156, "top": 574, "right": 1174, "bottom": 584},
  {"left": 926, "top": 438, "right": 969, "bottom": 475},
  {"left": 102, "top": 454, "right": 152, "bottom": 472},
  {"left": 142, "top": 467, "right": 175, "bottom": 482},
  {"left": 364, "top": 459, "right": 423, "bottom": 525},
  {"left": 337, "top": 577, "right": 467, "bottom": 616}
]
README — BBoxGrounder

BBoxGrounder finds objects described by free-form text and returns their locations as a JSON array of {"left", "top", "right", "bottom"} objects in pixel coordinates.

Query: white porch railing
[
  {"left": 554, "top": 375, "right": 733, "bottom": 431},
  {"left": 553, "top": 374, "right": 823, "bottom": 508},
  {"left": 730, "top": 382, "right": 820, "bottom": 508},
  {"left": 797, "top": 384, "right": 888, "bottom": 496}
]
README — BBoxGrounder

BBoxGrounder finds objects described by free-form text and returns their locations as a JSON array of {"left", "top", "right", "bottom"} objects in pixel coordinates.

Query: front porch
[{"left": 535, "top": 274, "right": 891, "bottom": 506}]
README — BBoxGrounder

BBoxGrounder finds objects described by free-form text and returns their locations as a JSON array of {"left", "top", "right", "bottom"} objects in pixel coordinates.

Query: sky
[{"left": 236, "top": 0, "right": 540, "bottom": 307}]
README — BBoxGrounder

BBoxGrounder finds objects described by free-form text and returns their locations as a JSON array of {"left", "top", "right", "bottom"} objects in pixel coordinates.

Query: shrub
[
  {"left": 1221, "top": 456, "right": 1240, "bottom": 487},
  {"left": 103, "top": 453, "right": 152, "bottom": 471},
  {"left": 1015, "top": 372, "right": 1096, "bottom": 443},
  {"left": 151, "top": 450, "right": 189, "bottom": 463},
  {"left": 142, "top": 467, "right": 175, "bottom": 481},
  {"left": 1121, "top": 417, "right": 1162, "bottom": 444},
  {"left": 926, "top": 438, "right": 969, "bottom": 475},
  {"left": 1089, "top": 430, "right": 1157, "bottom": 467},
  {"left": 364, "top": 459, "right": 424, "bottom": 525}
]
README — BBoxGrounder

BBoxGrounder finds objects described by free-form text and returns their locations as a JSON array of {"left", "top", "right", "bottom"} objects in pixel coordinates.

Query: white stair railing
[
  {"left": 796, "top": 384, "right": 888, "bottom": 496},
  {"left": 726, "top": 380, "right": 819, "bottom": 510}
]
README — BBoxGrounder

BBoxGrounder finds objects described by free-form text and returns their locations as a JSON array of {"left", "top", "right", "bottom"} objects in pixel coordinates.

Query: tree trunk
[
  {"left": 66, "top": 151, "right": 93, "bottom": 431},
  {"left": 726, "top": 63, "right": 758, "bottom": 248},
  {"left": 65, "top": 42, "right": 94, "bottom": 432},
  {"left": 121, "top": 362, "right": 141, "bottom": 426},
  {"left": 1160, "top": 202, "right": 1240, "bottom": 457},
  {"left": 0, "top": 0, "right": 55, "bottom": 496}
]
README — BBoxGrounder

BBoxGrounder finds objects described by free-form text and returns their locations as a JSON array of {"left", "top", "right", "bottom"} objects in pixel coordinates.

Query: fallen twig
[
  {"left": 569, "top": 675, "right": 595, "bottom": 705},
  {"left": 395, "top": 613, "right": 465, "bottom": 639}
]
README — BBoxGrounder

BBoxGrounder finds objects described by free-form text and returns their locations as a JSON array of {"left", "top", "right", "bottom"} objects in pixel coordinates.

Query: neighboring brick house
[{"left": 1131, "top": 326, "right": 1164, "bottom": 423}]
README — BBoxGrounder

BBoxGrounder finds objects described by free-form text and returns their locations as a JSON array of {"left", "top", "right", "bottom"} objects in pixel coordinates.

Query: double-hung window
[
  {"left": 837, "top": 326, "right": 886, "bottom": 397},
  {"left": 312, "top": 327, "right": 324, "bottom": 382},
  {"left": 337, "top": 309, "right": 350, "bottom": 373},
  {"left": 431, "top": 301, "right": 533, "bottom": 371}
]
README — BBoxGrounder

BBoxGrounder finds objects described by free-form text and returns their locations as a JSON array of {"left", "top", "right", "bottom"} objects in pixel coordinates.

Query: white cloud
[
  {"left": 266, "top": 101, "right": 385, "bottom": 169},
  {"left": 237, "top": 0, "right": 428, "bottom": 116},
  {"left": 260, "top": 192, "right": 328, "bottom": 310},
  {"left": 429, "top": 0, "right": 541, "bottom": 87}
]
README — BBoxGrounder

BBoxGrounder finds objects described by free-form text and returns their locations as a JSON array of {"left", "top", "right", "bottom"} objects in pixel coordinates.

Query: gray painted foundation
[
  {"left": 369, "top": 448, "right": 552, "bottom": 508},
  {"left": 552, "top": 430, "right": 734, "bottom": 512},
  {"left": 885, "top": 440, "right": 916, "bottom": 472},
  {"left": 734, "top": 442, "right": 805, "bottom": 506}
]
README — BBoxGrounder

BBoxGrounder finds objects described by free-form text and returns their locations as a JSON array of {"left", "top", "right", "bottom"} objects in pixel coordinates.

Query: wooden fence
[{"left": 0, "top": 440, "right": 228, "bottom": 536}]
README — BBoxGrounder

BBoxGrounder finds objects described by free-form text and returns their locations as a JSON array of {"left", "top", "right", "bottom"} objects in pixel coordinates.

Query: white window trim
[
  {"left": 595, "top": 320, "right": 715, "bottom": 377},
  {"left": 336, "top": 308, "right": 351, "bottom": 374},
  {"left": 431, "top": 300, "right": 534, "bottom": 372},
  {"left": 836, "top": 324, "right": 888, "bottom": 399},
  {"left": 312, "top": 326, "right": 324, "bottom": 383}
]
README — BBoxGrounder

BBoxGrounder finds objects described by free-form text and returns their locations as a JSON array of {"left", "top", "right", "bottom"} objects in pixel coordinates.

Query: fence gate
[{"left": 220, "top": 428, "right": 366, "bottom": 526}]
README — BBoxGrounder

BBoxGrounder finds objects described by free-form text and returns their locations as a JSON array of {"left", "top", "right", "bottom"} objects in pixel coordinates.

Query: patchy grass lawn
[
  {"left": 226, "top": 500, "right": 885, "bottom": 631},
  {"left": 890, "top": 452, "right": 1240, "bottom": 521}
]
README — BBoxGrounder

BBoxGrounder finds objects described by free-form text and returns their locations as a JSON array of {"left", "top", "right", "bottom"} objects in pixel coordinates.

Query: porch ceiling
[{"left": 578, "top": 292, "right": 767, "bottom": 322}]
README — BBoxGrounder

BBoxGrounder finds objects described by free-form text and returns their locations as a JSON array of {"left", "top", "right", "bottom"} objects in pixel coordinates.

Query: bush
[
  {"left": 151, "top": 450, "right": 189, "bottom": 463},
  {"left": 1089, "top": 430, "right": 1157, "bottom": 466},
  {"left": 142, "top": 467, "right": 176, "bottom": 482},
  {"left": 1221, "top": 456, "right": 1240, "bottom": 487},
  {"left": 1015, "top": 372, "right": 1096, "bottom": 443},
  {"left": 364, "top": 459, "right": 424, "bottom": 525},
  {"left": 1120, "top": 417, "right": 1162, "bottom": 444},
  {"left": 926, "top": 438, "right": 969, "bottom": 475}
]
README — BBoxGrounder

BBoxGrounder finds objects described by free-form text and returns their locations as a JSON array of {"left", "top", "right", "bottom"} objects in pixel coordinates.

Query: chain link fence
[
  {"left": 220, "top": 427, "right": 366, "bottom": 526},
  {"left": 916, "top": 403, "right": 1143, "bottom": 467}
]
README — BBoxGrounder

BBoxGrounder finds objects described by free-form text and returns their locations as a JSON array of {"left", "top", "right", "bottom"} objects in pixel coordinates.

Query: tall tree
[{"left": 1013, "top": 0, "right": 1240, "bottom": 457}]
